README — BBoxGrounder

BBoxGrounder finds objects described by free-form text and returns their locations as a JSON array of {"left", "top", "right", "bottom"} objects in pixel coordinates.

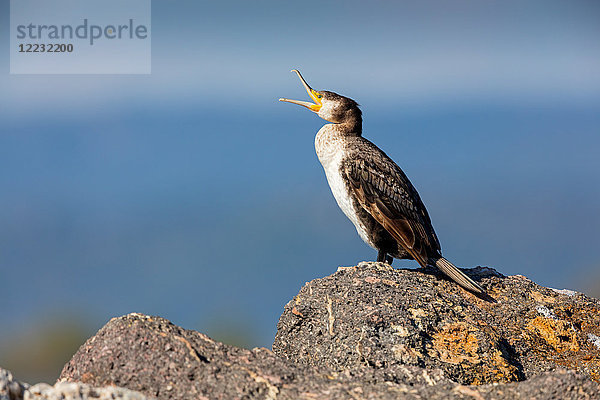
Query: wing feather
[{"left": 343, "top": 149, "right": 440, "bottom": 267}]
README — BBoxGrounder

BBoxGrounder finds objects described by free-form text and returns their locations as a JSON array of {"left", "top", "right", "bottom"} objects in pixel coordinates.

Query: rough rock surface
[
  {"left": 0, "top": 367, "right": 150, "bottom": 400},
  {"left": 274, "top": 262, "right": 600, "bottom": 385},
  {"left": 0, "top": 368, "right": 28, "bottom": 400},
  {"left": 59, "top": 312, "right": 600, "bottom": 399}
]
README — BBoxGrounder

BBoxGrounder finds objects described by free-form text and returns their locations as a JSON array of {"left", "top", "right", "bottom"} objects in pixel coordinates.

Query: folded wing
[{"left": 342, "top": 150, "right": 441, "bottom": 267}]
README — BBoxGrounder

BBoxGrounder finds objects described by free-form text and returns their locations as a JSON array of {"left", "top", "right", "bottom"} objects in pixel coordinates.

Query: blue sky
[{"left": 1, "top": 0, "right": 599, "bottom": 352}]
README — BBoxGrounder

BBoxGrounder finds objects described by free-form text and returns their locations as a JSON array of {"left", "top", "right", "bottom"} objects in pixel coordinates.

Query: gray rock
[
  {"left": 24, "top": 381, "right": 151, "bottom": 400},
  {"left": 274, "top": 262, "right": 600, "bottom": 385},
  {"left": 0, "top": 368, "right": 28, "bottom": 400},
  {"left": 58, "top": 312, "right": 600, "bottom": 399},
  {"left": 0, "top": 368, "right": 150, "bottom": 400}
]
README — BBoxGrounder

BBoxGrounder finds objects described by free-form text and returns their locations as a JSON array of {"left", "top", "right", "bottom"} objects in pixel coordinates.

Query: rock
[
  {"left": 24, "top": 382, "right": 152, "bottom": 400},
  {"left": 0, "top": 368, "right": 150, "bottom": 400},
  {"left": 273, "top": 262, "right": 600, "bottom": 385},
  {"left": 0, "top": 368, "right": 28, "bottom": 400},
  {"left": 59, "top": 312, "right": 600, "bottom": 399}
]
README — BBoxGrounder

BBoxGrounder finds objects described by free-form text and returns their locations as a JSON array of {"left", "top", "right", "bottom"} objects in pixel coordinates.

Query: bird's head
[{"left": 279, "top": 70, "right": 362, "bottom": 131}]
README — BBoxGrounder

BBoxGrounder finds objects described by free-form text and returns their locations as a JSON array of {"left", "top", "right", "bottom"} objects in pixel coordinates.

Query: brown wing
[{"left": 343, "top": 143, "right": 440, "bottom": 267}]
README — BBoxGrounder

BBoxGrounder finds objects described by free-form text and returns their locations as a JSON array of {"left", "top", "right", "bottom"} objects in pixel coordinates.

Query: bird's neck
[
  {"left": 315, "top": 108, "right": 363, "bottom": 160},
  {"left": 315, "top": 123, "right": 358, "bottom": 164},
  {"left": 335, "top": 108, "right": 362, "bottom": 136}
]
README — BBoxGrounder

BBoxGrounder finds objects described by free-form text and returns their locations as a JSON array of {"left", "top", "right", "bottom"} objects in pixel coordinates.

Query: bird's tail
[{"left": 435, "top": 257, "right": 485, "bottom": 295}]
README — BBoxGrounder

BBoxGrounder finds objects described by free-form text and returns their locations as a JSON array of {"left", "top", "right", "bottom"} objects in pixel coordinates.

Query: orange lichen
[
  {"left": 431, "top": 322, "right": 520, "bottom": 384},
  {"left": 522, "top": 304, "right": 600, "bottom": 383},
  {"left": 292, "top": 307, "right": 304, "bottom": 317},
  {"left": 527, "top": 316, "right": 579, "bottom": 352},
  {"left": 489, "top": 348, "right": 520, "bottom": 383},
  {"left": 431, "top": 323, "right": 480, "bottom": 365}
]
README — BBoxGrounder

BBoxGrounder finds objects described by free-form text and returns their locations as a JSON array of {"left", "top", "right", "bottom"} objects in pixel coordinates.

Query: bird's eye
[{"left": 317, "top": 94, "right": 323, "bottom": 99}]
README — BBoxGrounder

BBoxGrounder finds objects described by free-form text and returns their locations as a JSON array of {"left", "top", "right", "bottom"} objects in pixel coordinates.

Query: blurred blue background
[{"left": 1, "top": 0, "right": 599, "bottom": 383}]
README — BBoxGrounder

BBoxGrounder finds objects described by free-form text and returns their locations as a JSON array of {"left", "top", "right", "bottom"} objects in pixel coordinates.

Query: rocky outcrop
[
  {"left": 0, "top": 367, "right": 150, "bottom": 400},
  {"left": 274, "top": 262, "right": 600, "bottom": 385},
  {"left": 55, "top": 263, "right": 600, "bottom": 399},
  {"left": 26, "top": 261, "right": 598, "bottom": 399},
  {"left": 58, "top": 295, "right": 600, "bottom": 398}
]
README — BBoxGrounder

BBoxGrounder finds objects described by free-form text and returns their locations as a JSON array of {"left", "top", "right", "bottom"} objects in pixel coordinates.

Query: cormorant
[{"left": 279, "top": 70, "right": 485, "bottom": 295}]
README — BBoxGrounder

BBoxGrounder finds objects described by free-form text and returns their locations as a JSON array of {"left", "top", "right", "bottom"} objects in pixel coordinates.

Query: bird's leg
[{"left": 377, "top": 251, "right": 393, "bottom": 265}]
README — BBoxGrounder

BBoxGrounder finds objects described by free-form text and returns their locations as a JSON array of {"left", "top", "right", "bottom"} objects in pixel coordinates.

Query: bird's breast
[{"left": 315, "top": 128, "right": 374, "bottom": 248}]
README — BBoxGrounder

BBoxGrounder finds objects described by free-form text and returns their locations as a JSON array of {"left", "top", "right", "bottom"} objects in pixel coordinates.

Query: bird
[{"left": 279, "top": 69, "right": 485, "bottom": 295}]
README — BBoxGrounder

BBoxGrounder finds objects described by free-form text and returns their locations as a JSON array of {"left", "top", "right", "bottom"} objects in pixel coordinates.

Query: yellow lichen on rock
[
  {"left": 527, "top": 316, "right": 579, "bottom": 352},
  {"left": 489, "top": 348, "right": 521, "bottom": 383},
  {"left": 431, "top": 323, "right": 480, "bottom": 365},
  {"left": 431, "top": 322, "right": 520, "bottom": 384}
]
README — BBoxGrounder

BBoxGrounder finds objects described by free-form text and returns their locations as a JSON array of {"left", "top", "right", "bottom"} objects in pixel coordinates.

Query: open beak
[{"left": 279, "top": 70, "right": 322, "bottom": 112}]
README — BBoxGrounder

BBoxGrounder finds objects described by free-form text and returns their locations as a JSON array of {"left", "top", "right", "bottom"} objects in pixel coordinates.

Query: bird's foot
[{"left": 376, "top": 251, "right": 394, "bottom": 265}]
